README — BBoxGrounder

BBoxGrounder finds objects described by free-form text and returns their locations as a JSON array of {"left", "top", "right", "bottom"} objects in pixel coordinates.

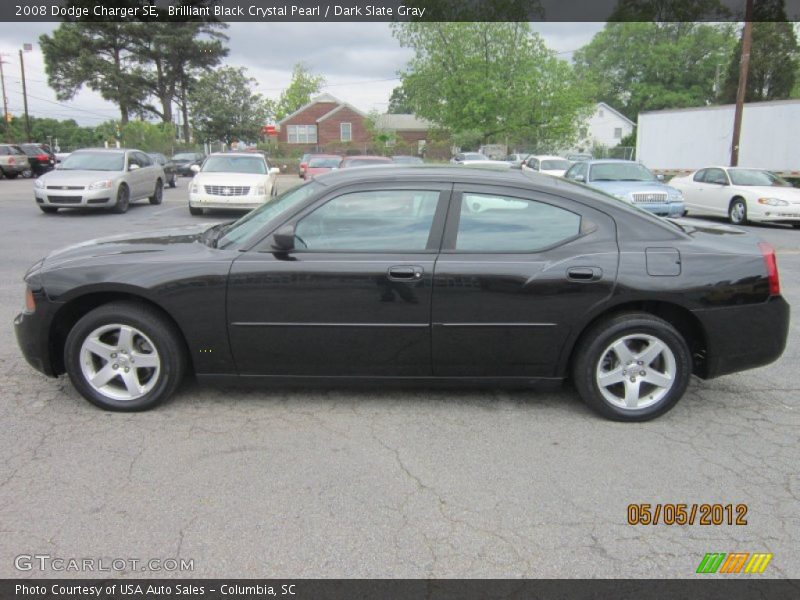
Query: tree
[
  {"left": 720, "top": 1, "right": 799, "bottom": 103},
  {"left": 39, "top": 20, "right": 148, "bottom": 125},
  {"left": 574, "top": 23, "right": 736, "bottom": 120},
  {"left": 274, "top": 63, "right": 325, "bottom": 121},
  {"left": 188, "top": 67, "right": 272, "bottom": 144},
  {"left": 387, "top": 86, "right": 413, "bottom": 114},
  {"left": 391, "top": 22, "right": 592, "bottom": 149}
]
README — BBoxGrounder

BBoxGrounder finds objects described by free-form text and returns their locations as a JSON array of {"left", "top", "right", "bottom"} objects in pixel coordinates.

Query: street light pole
[
  {"left": 730, "top": 0, "right": 754, "bottom": 167},
  {"left": 19, "top": 47, "right": 31, "bottom": 142},
  {"left": 0, "top": 56, "right": 10, "bottom": 142}
]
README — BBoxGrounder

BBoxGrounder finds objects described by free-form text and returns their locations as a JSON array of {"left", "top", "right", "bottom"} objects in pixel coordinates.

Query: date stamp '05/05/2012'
[{"left": 627, "top": 503, "right": 749, "bottom": 526}]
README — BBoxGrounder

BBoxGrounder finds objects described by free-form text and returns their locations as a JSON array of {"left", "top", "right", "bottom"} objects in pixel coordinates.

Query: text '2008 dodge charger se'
[{"left": 15, "top": 166, "right": 789, "bottom": 421}]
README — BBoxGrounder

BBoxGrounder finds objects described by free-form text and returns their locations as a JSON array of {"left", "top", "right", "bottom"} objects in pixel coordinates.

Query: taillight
[
  {"left": 8, "top": 156, "right": 15, "bottom": 165},
  {"left": 25, "top": 288, "right": 36, "bottom": 312},
  {"left": 36, "top": 154, "right": 49, "bottom": 161},
  {"left": 758, "top": 241, "right": 780, "bottom": 296}
]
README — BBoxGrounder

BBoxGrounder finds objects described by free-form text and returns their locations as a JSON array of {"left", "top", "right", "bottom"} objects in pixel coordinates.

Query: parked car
[
  {"left": 564, "top": 159, "right": 685, "bottom": 217},
  {"left": 54, "top": 152, "right": 71, "bottom": 164},
  {"left": 451, "top": 152, "right": 491, "bottom": 164},
  {"left": 339, "top": 155, "right": 393, "bottom": 168},
  {"left": 0, "top": 144, "right": 31, "bottom": 179},
  {"left": 299, "top": 153, "right": 333, "bottom": 179},
  {"left": 33, "top": 148, "right": 165, "bottom": 214},
  {"left": 392, "top": 155, "right": 424, "bottom": 165},
  {"left": 669, "top": 167, "right": 800, "bottom": 227},
  {"left": 147, "top": 152, "right": 177, "bottom": 188},
  {"left": 188, "top": 152, "right": 280, "bottom": 215},
  {"left": 15, "top": 166, "right": 789, "bottom": 420},
  {"left": 170, "top": 152, "right": 205, "bottom": 176},
  {"left": 522, "top": 155, "right": 572, "bottom": 177},
  {"left": 505, "top": 153, "right": 529, "bottom": 166},
  {"left": 19, "top": 143, "right": 56, "bottom": 176},
  {"left": 566, "top": 153, "right": 593, "bottom": 163},
  {"left": 304, "top": 155, "right": 342, "bottom": 179}
]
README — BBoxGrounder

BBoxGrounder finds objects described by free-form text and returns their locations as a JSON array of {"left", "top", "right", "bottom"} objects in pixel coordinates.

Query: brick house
[{"left": 373, "top": 113, "right": 432, "bottom": 151}]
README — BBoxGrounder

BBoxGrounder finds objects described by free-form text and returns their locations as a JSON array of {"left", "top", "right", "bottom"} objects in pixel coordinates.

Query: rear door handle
[
  {"left": 388, "top": 265, "right": 424, "bottom": 281},
  {"left": 567, "top": 267, "right": 602, "bottom": 282}
]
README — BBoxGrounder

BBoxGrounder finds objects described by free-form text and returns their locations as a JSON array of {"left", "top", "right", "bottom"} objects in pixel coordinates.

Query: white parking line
[{"left": 151, "top": 205, "right": 185, "bottom": 216}]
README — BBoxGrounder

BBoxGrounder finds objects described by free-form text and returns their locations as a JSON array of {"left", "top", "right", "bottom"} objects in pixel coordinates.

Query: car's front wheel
[
  {"left": 111, "top": 184, "right": 130, "bottom": 214},
  {"left": 64, "top": 302, "right": 186, "bottom": 411},
  {"left": 572, "top": 312, "right": 691, "bottom": 421},
  {"left": 149, "top": 179, "right": 163, "bottom": 205},
  {"left": 729, "top": 198, "right": 748, "bottom": 225},
  {"left": 168, "top": 175, "right": 176, "bottom": 188}
]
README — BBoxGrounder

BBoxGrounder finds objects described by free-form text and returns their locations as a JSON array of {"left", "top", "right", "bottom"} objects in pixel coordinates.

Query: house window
[
  {"left": 340, "top": 122, "right": 352, "bottom": 142},
  {"left": 614, "top": 127, "right": 622, "bottom": 139},
  {"left": 287, "top": 124, "right": 318, "bottom": 144}
]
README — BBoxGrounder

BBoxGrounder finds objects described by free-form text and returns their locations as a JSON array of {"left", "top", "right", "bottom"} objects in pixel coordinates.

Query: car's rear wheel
[
  {"left": 5, "top": 171, "right": 18, "bottom": 179},
  {"left": 729, "top": 198, "right": 747, "bottom": 225},
  {"left": 39, "top": 206, "right": 58, "bottom": 214},
  {"left": 572, "top": 312, "right": 691, "bottom": 421},
  {"left": 149, "top": 179, "right": 163, "bottom": 205},
  {"left": 168, "top": 175, "right": 176, "bottom": 188},
  {"left": 64, "top": 302, "right": 186, "bottom": 411},
  {"left": 189, "top": 206, "right": 203, "bottom": 216},
  {"left": 112, "top": 184, "right": 130, "bottom": 214}
]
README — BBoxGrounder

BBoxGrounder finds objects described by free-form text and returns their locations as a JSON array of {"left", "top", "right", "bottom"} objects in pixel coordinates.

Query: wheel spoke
[
  {"left": 91, "top": 363, "right": 118, "bottom": 387},
  {"left": 84, "top": 338, "right": 115, "bottom": 360},
  {"left": 120, "top": 370, "right": 144, "bottom": 396},
  {"left": 117, "top": 326, "right": 135, "bottom": 351},
  {"left": 643, "top": 370, "right": 673, "bottom": 389},
  {"left": 598, "top": 366, "right": 625, "bottom": 387},
  {"left": 131, "top": 352, "right": 159, "bottom": 368},
  {"left": 636, "top": 340, "right": 666, "bottom": 367},
  {"left": 624, "top": 379, "right": 642, "bottom": 408},
  {"left": 612, "top": 340, "right": 635, "bottom": 364}
]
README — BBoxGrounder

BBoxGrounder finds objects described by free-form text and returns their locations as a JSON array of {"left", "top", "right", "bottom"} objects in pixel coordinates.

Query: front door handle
[
  {"left": 388, "top": 265, "right": 424, "bottom": 281},
  {"left": 567, "top": 267, "right": 602, "bottom": 282}
]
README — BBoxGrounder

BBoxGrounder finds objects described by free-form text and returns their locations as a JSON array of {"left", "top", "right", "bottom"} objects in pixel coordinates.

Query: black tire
[
  {"left": 5, "top": 171, "right": 18, "bottom": 179},
  {"left": 729, "top": 197, "right": 747, "bottom": 225},
  {"left": 39, "top": 206, "right": 58, "bottom": 214},
  {"left": 791, "top": 222, "right": 800, "bottom": 229},
  {"left": 149, "top": 179, "right": 163, "bottom": 205},
  {"left": 572, "top": 312, "right": 691, "bottom": 422},
  {"left": 168, "top": 175, "right": 176, "bottom": 188},
  {"left": 64, "top": 301, "right": 186, "bottom": 411},
  {"left": 112, "top": 184, "right": 130, "bottom": 214},
  {"left": 271, "top": 183, "right": 278, "bottom": 198},
  {"left": 189, "top": 206, "right": 203, "bottom": 216}
]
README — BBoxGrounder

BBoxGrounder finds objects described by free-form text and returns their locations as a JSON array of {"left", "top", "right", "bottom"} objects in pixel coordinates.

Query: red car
[
  {"left": 304, "top": 155, "right": 343, "bottom": 179},
  {"left": 299, "top": 153, "right": 334, "bottom": 179},
  {"left": 339, "top": 155, "right": 394, "bottom": 168}
]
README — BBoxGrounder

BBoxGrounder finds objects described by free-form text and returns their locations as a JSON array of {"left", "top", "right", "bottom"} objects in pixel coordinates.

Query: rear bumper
[{"left": 695, "top": 295, "right": 790, "bottom": 379}]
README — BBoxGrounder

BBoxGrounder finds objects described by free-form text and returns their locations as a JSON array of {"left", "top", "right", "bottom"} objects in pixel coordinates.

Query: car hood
[
  {"left": 192, "top": 172, "right": 268, "bottom": 186},
  {"left": 732, "top": 185, "right": 800, "bottom": 203},
  {"left": 38, "top": 170, "right": 124, "bottom": 186},
  {"left": 589, "top": 180, "right": 680, "bottom": 196},
  {"left": 41, "top": 224, "right": 214, "bottom": 271}
]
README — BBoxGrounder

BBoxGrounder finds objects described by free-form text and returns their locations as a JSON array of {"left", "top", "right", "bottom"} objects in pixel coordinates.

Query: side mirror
[
  {"left": 128, "top": 163, "right": 140, "bottom": 171},
  {"left": 269, "top": 167, "right": 280, "bottom": 175},
  {"left": 190, "top": 164, "right": 200, "bottom": 173},
  {"left": 272, "top": 224, "right": 296, "bottom": 252},
  {"left": 574, "top": 174, "right": 585, "bottom": 182},
  {"left": 656, "top": 173, "right": 665, "bottom": 181}
]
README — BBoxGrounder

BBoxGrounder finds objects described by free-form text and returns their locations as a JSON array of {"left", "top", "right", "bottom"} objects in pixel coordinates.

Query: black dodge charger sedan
[{"left": 15, "top": 166, "right": 789, "bottom": 421}]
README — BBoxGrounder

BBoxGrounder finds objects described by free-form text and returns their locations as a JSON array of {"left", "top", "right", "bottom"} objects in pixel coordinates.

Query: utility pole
[
  {"left": 19, "top": 49, "right": 32, "bottom": 142},
  {"left": 0, "top": 55, "right": 10, "bottom": 142},
  {"left": 731, "top": 0, "right": 754, "bottom": 167}
]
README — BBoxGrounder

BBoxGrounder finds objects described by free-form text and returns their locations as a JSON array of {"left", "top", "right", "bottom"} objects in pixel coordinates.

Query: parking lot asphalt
[{"left": 0, "top": 175, "right": 798, "bottom": 578}]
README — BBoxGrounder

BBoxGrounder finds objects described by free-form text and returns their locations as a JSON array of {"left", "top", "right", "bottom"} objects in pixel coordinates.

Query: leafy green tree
[
  {"left": 574, "top": 23, "right": 736, "bottom": 120},
  {"left": 721, "top": 1, "right": 799, "bottom": 103},
  {"left": 188, "top": 67, "right": 272, "bottom": 144},
  {"left": 40, "top": 19, "right": 148, "bottom": 125},
  {"left": 391, "top": 22, "right": 592, "bottom": 149},
  {"left": 274, "top": 63, "right": 325, "bottom": 121},
  {"left": 120, "top": 120, "right": 177, "bottom": 154},
  {"left": 387, "top": 86, "right": 413, "bottom": 114}
]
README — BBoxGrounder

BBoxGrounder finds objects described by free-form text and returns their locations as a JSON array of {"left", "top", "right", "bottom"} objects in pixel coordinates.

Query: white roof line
[{"left": 277, "top": 93, "right": 343, "bottom": 125}]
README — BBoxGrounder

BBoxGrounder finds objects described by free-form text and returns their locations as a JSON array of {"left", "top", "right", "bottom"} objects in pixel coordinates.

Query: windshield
[
  {"left": 59, "top": 151, "right": 124, "bottom": 171},
  {"left": 590, "top": 162, "right": 655, "bottom": 182},
  {"left": 728, "top": 169, "right": 790, "bottom": 187},
  {"left": 172, "top": 153, "right": 198, "bottom": 161},
  {"left": 343, "top": 158, "right": 392, "bottom": 167},
  {"left": 463, "top": 153, "right": 488, "bottom": 160},
  {"left": 218, "top": 181, "right": 324, "bottom": 249},
  {"left": 308, "top": 157, "right": 341, "bottom": 168},
  {"left": 541, "top": 159, "right": 571, "bottom": 171},
  {"left": 202, "top": 156, "right": 267, "bottom": 174}
]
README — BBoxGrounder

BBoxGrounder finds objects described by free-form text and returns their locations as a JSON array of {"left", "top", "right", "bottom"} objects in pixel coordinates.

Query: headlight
[
  {"left": 88, "top": 179, "right": 113, "bottom": 190},
  {"left": 190, "top": 183, "right": 199, "bottom": 194},
  {"left": 34, "top": 178, "right": 45, "bottom": 189},
  {"left": 757, "top": 197, "right": 788, "bottom": 206},
  {"left": 612, "top": 193, "right": 627, "bottom": 200},
  {"left": 668, "top": 192, "right": 684, "bottom": 202},
  {"left": 255, "top": 185, "right": 266, "bottom": 195}
]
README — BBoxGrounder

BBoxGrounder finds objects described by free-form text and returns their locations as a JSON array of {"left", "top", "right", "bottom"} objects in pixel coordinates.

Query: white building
[{"left": 577, "top": 102, "right": 636, "bottom": 150}]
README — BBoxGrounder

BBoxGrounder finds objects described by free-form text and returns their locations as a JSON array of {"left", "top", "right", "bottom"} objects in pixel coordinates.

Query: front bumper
[
  {"left": 14, "top": 303, "right": 60, "bottom": 377},
  {"left": 695, "top": 295, "right": 790, "bottom": 379},
  {"left": 632, "top": 201, "right": 685, "bottom": 217},
  {"left": 750, "top": 208, "right": 800, "bottom": 224},
  {"left": 189, "top": 192, "right": 268, "bottom": 211},
  {"left": 34, "top": 185, "right": 114, "bottom": 208}
]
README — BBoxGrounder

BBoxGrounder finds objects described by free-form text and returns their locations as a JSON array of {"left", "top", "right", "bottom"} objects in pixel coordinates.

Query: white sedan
[
  {"left": 522, "top": 155, "right": 572, "bottom": 177},
  {"left": 189, "top": 152, "right": 280, "bottom": 215},
  {"left": 670, "top": 167, "right": 800, "bottom": 227}
]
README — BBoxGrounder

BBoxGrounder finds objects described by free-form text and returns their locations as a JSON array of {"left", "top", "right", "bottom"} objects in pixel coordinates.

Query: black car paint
[{"left": 15, "top": 167, "right": 789, "bottom": 389}]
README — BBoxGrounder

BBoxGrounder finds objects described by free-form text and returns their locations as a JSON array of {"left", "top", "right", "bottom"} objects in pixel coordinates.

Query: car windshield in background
[
  {"left": 344, "top": 158, "right": 392, "bottom": 167},
  {"left": 308, "top": 157, "right": 341, "bottom": 168},
  {"left": 20, "top": 145, "right": 43, "bottom": 156},
  {"left": 590, "top": 163, "right": 655, "bottom": 182},
  {"left": 173, "top": 153, "right": 198, "bottom": 161},
  {"left": 148, "top": 153, "right": 166, "bottom": 164},
  {"left": 59, "top": 152, "right": 125, "bottom": 171},
  {"left": 728, "top": 169, "right": 791, "bottom": 187},
  {"left": 463, "top": 153, "right": 488, "bottom": 160},
  {"left": 541, "top": 159, "right": 571, "bottom": 170},
  {"left": 393, "top": 156, "right": 424, "bottom": 164},
  {"left": 218, "top": 181, "right": 323, "bottom": 249},
  {"left": 202, "top": 156, "right": 267, "bottom": 174}
]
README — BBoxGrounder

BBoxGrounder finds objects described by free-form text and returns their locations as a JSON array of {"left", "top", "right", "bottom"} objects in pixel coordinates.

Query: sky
[{"left": 0, "top": 22, "right": 604, "bottom": 127}]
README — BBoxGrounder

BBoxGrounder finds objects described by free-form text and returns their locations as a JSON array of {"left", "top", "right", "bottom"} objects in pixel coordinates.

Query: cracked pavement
[{"left": 0, "top": 176, "right": 798, "bottom": 578}]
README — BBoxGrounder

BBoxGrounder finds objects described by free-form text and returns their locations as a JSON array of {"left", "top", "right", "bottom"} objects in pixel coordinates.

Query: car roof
[
  {"left": 71, "top": 147, "right": 129, "bottom": 153},
  {"left": 582, "top": 159, "right": 638, "bottom": 165},
  {"left": 343, "top": 155, "right": 392, "bottom": 160},
  {"left": 528, "top": 155, "right": 568, "bottom": 161},
  {"left": 208, "top": 152, "right": 266, "bottom": 158}
]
